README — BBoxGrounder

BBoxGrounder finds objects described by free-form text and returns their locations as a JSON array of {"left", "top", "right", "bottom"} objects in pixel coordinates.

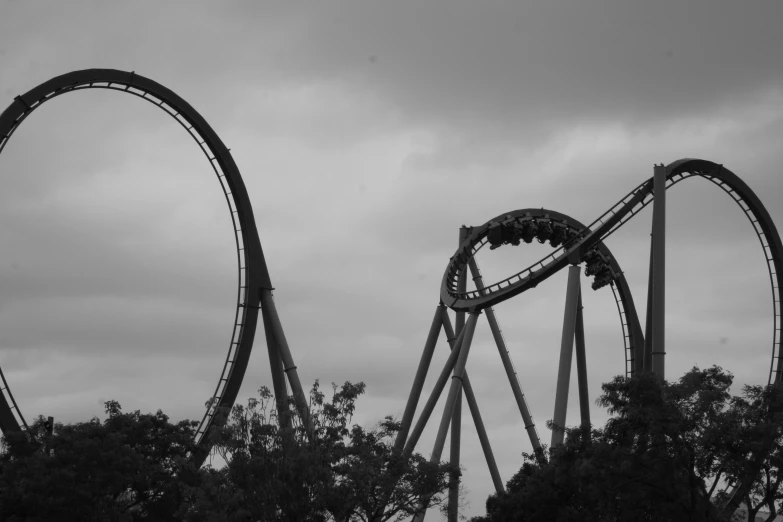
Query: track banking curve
[
  {"left": 441, "top": 158, "right": 783, "bottom": 513},
  {"left": 466, "top": 208, "right": 646, "bottom": 378},
  {"left": 0, "top": 69, "right": 272, "bottom": 464}
]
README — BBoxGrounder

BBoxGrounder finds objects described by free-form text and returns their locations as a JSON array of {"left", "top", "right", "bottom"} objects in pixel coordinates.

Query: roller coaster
[{"left": 0, "top": 69, "right": 780, "bottom": 520}]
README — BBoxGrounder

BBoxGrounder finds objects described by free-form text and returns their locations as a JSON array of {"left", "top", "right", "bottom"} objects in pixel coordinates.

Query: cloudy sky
[{"left": 1, "top": 1, "right": 783, "bottom": 518}]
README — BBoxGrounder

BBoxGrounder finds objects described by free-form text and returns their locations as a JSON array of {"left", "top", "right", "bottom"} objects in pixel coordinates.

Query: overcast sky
[{"left": 1, "top": 1, "right": 783, "bottom": 519}]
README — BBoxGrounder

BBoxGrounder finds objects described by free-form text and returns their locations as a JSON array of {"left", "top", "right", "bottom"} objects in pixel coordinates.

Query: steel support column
[
  {"left": 632, "top": 288, "right": 646, "bottom": 376},
  {"left": 551, "top": 265, "right": 582, "bottom": 449},
  {"left": 261, "top": 300, "right": 291, "bottom": 431},
  {"left": 414, "top": 312, "right": 480, "bottom": 522},
  {"left": 393, "top": 304, "right": 446, "bottom": 454},
  {"left": 441, "top": 312, "right": 505, "bottom": 495},
  {"left": 403, "top": 325, "right": 467, "bottom": 457},
  {"left": 375, "top": 305, "right": 448, "bottom": 522},
  {"left": 448, "top": 391, "right": 462, "bottom": 522},
  {"left": 574, "top": 292, "right": 590, "bottom": 435},
  {"left": 449, "top": 226, "right": 470, "bottom": 521},
  {"left": 433, "top": 312, "right": 479, "bottom": 463},
  {"left": 467, "top": 257, "right": 543, "bottom": 453},
  {"left": 651, "top": 164, "right": 667, "bottom": 379},
  {"left": 259, "top": 288, "right": 312, "bottom": 435},
  {"left": 455, "top": 227, "right": 470, "bottom": 337},
  {"left": 644, "top": 235, "right": 654, "bottom": 374}
]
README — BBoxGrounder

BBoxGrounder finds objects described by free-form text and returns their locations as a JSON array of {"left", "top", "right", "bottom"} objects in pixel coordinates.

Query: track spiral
[
  {"left": 0, "top": 69, "right": 271, "bottom": 465},
  {"left": 440, "top": 158, "right": 783, "bottom": 513}
]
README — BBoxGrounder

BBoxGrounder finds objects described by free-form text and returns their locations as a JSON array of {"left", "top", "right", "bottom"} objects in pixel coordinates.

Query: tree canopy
[
  {"left": 470, "top": 366, "right": 783, "bottom": 522},
  {"left": 0, "top": 381, "right": 454, "bottom": 521},
  {"left": 6, "top": 366, "right": 781, "bottom": 520},
  {"left": 185, "top": 380, "right": 455, "bottom": 521},
  {"left": 0, "top": 401, "right": 201, "bottom": 521}
]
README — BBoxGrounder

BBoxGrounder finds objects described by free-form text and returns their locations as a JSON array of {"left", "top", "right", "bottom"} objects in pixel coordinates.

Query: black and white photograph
[{"left": 1, "top": 2, "right": 782, "bottom": 520}]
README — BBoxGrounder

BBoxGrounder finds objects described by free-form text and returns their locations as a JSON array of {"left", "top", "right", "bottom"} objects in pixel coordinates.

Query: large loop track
[{"left": 0, "top": 69, "right": 272, "bottom": 464}]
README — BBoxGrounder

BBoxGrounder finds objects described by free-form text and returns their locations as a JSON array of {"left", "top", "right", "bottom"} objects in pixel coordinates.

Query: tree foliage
[
  {"left": 470, "top": 366, "right": 783, "bottom": 522},
  {"left": 182, "top": 380, "right": 455, "bottom": 521},
  {"left": 712, "top": 382, "right": 783, "bottom": 521},
  {"left": 0, "top": 401, "right": 200, "bottom": 521},
  {"left": 0, "top": 381, "right": 453, "bottom": 521}
]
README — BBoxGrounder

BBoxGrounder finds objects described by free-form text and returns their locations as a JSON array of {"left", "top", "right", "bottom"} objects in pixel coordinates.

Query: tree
[
  {"left": 711, "top": 382, "right": 783, "bottom": 521},
  {"left": 470, "top": 366, "right": 783, "bottom": 521},
  {"left": 0, "top": 401, "right": 201, "bottom": 521},
  {"left": 180, "top": 381, "right": 455, "bottom": 521}
]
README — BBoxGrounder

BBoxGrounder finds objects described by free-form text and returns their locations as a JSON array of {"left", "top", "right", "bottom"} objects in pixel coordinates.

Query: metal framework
[
  {"left": 400, "top": 159, "right": 783, "bottom": 519},
  {"left": 0, "top": 69, "right": 308, "bottom": 466},
  {"left": 397, "top": 210, "right": 643, "bottom": 520}
]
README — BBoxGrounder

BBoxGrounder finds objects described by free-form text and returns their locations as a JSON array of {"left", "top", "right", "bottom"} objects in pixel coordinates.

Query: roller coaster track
[
  {"left": 440, "top": 158, "right": 783, "bottom": 515},
  {"left": 0, "top": 69, "right": 272, "bottom": 465},
  {"left": 1, "top": 69, "right": 778, "bottom": 516},
  {"left": 463, "top": 208, "right": 646, "bottom": 379}
]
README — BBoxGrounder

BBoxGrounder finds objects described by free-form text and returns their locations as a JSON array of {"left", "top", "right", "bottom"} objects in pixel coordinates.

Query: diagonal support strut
[
  {"left": 468, "top": 257, "right": 543, "bottom": 454},
  {"left": 551, "top": 265, "right": 583, "bottom": 449}
]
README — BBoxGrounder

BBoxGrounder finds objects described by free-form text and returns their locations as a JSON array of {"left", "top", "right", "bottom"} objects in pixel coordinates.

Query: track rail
[
  {"left": 0, "top": 69, "right": 272, "bottom": 465},
  {"left": 465, "top": 209, "right": 645, "bottom": 378}
]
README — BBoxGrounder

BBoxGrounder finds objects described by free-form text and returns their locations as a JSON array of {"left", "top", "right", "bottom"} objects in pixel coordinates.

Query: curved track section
[
  {"left": 441, "top": 159, "right": 782, "bottom": 383},
  {"left": 468, "top": 208, "right": 645, "bottom": 378},
  {"left": 440, "top": 158, "right": 783, "bottom": 512},
  {"left": 0, "top": 69, "right": 272, "bottom": 463}
]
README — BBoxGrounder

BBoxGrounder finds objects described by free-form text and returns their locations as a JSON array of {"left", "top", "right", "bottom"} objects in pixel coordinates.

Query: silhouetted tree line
[
  {"left": 469, "top": 366, "right": 783, "bottom": 522},
  {"left": 0, "top": 381, "right": 455, "bottom": 521},
  {"left": 1, "top": 366, "right": 782, "bottom": 521}
]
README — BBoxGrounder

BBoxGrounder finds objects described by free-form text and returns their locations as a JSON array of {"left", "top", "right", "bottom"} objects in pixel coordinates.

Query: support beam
[
  {"left": 259, "top": 288, "right": 312, "bottom": 436},
  {"left": 414, "top": 312, "right": 480, "bottom": 522},
  {"left": 430, "top": 312, "right": 480, "bottom": 463},
  {"left": 455, "top": 227, "right": 470, "bottom": 337},
  {"left": 0, "top": 391, "right": 20, "bottom": 438},
  {"left": 442, "top": 312, "right": 505, "bottom": 495},
  {"left": 574, "top": 291, "right": 591, "bottom": 435},
  {"left": 644, "top": 234, "right": 654, "bottom": 374},
  {"left": 467, "top": 257, "right": 543, "bottom": 454},
  {"left": 393, "top": 304, "right": 446, "bottom": 454},
  {"left": 403, "top": 325, "right": 467, "bottom": 457},
  {"left": 449, "top": 226, "right": 470, "bottom": 521},
  {"left": 632, "top": 303, "right": 646, "bottom": 376},
  {"left": 376, "top": 306, "right": 447, "bottom": 522},
  {"left": 551, "top": 265, "right": 582, "bottom": 449},
  {"left": 448, "top": 393, "right": 462, "bottom": 522},
  {"left": 651, "top": 164, "right": 667, "bottom": 380},
  {"left": 383, "top": 307, "right": 501, "bottom": 522},
  {"left": 461, "top": 376, "right": 505, "bottom": 495},
  {"left": 261, "top": 300, "right": 291, "bottom": 432}
]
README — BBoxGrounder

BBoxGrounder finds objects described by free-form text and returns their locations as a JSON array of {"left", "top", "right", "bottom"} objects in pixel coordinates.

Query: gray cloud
[{"left": 229, "top": 1, "right": 783, "bottom": 148}]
